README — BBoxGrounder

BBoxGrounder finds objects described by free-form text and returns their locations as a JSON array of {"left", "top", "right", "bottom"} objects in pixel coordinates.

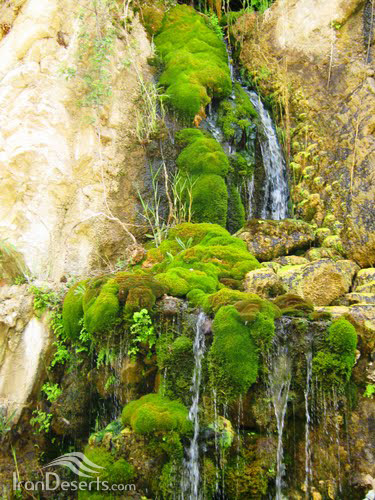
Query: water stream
[
  {"left": 246, "top": 90, "right": 289, "bottom": 220},
  {"left": 304, "top": 334, "right": 313, "bottom": 498},
  {"left": 182, "top": 311, "right": 207, "bottom": 499},
  {"left": 268, "top": 321, "right": 292, "bottom": 500}
]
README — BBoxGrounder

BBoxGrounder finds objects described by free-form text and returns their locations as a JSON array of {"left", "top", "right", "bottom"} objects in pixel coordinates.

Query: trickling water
[
  {"left": 268, "top": 324, "right": 292, "bottom": 500},
  {"left": 182, "top": 312, "right": 207, "bottom": 499},
  {"left": 246, "top": 90, "right": 289, "bottom": 220},
  {"left": 304, "top": 334, "right": 313, "bottom": 498}
]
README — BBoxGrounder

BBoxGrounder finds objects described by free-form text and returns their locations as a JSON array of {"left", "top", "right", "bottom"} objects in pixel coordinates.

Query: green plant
[
  {"left": 206, "top": 12, "right": 224, "bottom": 38},
  {"left": 104, "top": 374, "right": 116, "bottom": 391},
  {"left": 128, "top": 309, "right": 156, "bottom": 360},
  {"left": 0, "top": 409, "right": 16, "bottom": 440},
  {"left": 41, "top": 383, "right": 62, "bottom": 403},
  {"left": 30, "top": 410, "right": 52, "bottom": 434},
  {"left": 364, "top": 384, "right": 375, "bottom": 398},
  {"left": 61, "top": 0, "right": 118, "bottom": 119},
  {"left": 135, "top": 77, "right": 166, "bottom": 144},
  {"left": 97, "top": 346, "right": 116, "bottom": 369}
]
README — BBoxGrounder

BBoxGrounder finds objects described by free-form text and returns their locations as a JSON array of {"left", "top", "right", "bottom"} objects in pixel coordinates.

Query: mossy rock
[
  {"left": 82, "top": 446, "right": 134, "bottom": 485},
  {"left": 273, "top": 293, "right": 314, "bottom": 317},
  {"left": 84, "top": 279, "right": 120, "bottom": 334},
  {"left": 209, "top": 305, "right": 259, "bottom": 400},
  {"left": 155, "top": 5, "right": 231, "bottom": 121},
  {"left": 176, "top": 129, "right": 230, "bottom": 226},
  {"left": 121, "top": 393, "right": 192, "bottom": 435},
  {"left": 217, "top": 82, "right": 257, "bottom": 141},
  {"left": 312, "top": 318, "right": 358, "bottom": 387},
  {"left": 155, "top": 266, "right": 217, "bottom": 297},
  {"left": 62, "top": 281, "right": 87, "bottom": 340}
]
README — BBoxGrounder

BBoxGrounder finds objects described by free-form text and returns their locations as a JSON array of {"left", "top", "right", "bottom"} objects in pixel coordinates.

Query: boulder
[
  {"left": 315, "top": 306, "right": 350, "bottom": 319},
  {"left": 274, "top": 255, "right": 309, "bottom": 266},
  {"left": 236, "top": 219, "right": 315, "bottom": 261},
  {"left": 277, "top": 259, "right": 359, "bottom": 306},
  {"left": 354, "top": 269, "right": 375, "bottom": 290},
  {"left": 244, "top": 268, "right": 286, "bottom": 298},
  {"left": 305, "top": 247, "right": 342, "bottom": 262}
]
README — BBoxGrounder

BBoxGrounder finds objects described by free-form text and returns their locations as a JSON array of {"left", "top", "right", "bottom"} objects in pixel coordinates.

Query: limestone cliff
[
  {"left": 234, "top": 0, "right": 375, "bottom": 267},
  {"left": 0, "top": 0, "right": 151, "bottom": 281}
]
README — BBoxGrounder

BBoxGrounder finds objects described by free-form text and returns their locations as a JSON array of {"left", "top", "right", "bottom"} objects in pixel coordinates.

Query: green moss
[
  {"left": 167, "top": 222, "right": 229, "bottom": 246},
  {"left": 84, "top": 279, "right": 120, "bottom": 334},
  {"left": 156, "top": 335, "right": 194, "bottom": 402},
  {"left": 62, "top": 281, "right": 86, "bottom": 340},
  {"left": 83, "top": 446, "right": 134, "bottom": 485},
  {"left": 121, "top": 393, "right": 192, "bottom": 435},
  {"left": 155, "top": 267, "right": 217, "bottom": 297},
  {"left": 313, "top": 319, "right": 358, "bottom": 387},
  {"left": 218, "top": 83, "right": 257, "bottom": 141},
  {"left": 209, "top": 305, "right": 259, "bottom": 400},
  {"left": 175, "top": 129, "right": 230, "bottom": 226},
  {"left": 155, "top": 5, "right": 231, "bottom": 121},
  {"left": 191, "top": 174, "right": 228, "bottom": 226},
  {"left": 227, "top": 182, "right": 245, "bottom": 234}
]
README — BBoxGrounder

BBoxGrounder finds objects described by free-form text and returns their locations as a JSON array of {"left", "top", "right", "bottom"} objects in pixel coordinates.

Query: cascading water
[
  {"left": 182, "top": 311, "right": 207, "bottom": 499},
  {"left": 304, "top": 333, "right": 313, "bottom": 498},
  {"left": 246, "top": 90, "right": 289, "bottom": 220},
  {"left": 268, "top": 320, "right": 292, "bottom": 500}
]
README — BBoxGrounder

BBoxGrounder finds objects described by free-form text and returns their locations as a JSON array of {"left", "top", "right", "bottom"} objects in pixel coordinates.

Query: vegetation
[
  {"left": 313, "top": 319, "right": 358, "bottom": 388},
  {"left": 155, "top": 5, "right": 231, "bottom": 122},
  {"left": 176, "top": 128, "right": 229, "bottom": 226},
  {"left": 121, "top": 394, "right": 192, "bottom": 435},
  {"left": 128, "top": 308, "right": 156, "bottom": 360}
]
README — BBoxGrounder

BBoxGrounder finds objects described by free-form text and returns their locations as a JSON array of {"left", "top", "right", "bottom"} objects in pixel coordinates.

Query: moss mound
[
  {"left": 273, "top": 293, "right": 314, "bottom": 317},
  {"left": 155, "top": 5, "right": 231, "bottom": 121},
  {"left": 82, "top": 446, "right": 134, "bottom": 485},
  {"left": 209, "top": 305, "right": 259, "bottom": 400},
  {"left": 313, "top": 318, "right": 358, "bottom": 387},
  {"left": 150, "top": 223, "right": 260, "bottom": 302},
  {"left": 218, "top": 83, "right": 257, "bottom": 141},
  {"left": 62, "top": 281, "right": 86, "bottom": 340},
  {"left": 63, "top": 272, "right": 166, "bottom": 338},
  {"left": 121, "top": 393, "right": 192, "bottom": 435},
  {"left": 176, "top": 129, "right": 229, "bottom": 226}
]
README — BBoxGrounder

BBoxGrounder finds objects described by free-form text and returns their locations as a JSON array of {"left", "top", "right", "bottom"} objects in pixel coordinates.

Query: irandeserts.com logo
[{"left": 13, "top": 452, "right": 136, "bottom": 493}]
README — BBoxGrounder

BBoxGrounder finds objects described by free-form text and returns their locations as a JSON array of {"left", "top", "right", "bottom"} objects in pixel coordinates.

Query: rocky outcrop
[
  {"left": 0, "top": 0, "right": 152, "bottom": 280},
  {"left": 244, "top": 268, "right": 285, "bottom": 298},
  {"left": 236, "top": 218, "right": 315, "bottom": 261},
  {"left": 234, "top": 0, "right": 375, "bottom": 267},
  {"left": 0, "top": 285, "right": 51, "bottom": 421},
  {"left": 277, "top": 258, "right": 359, "bottom": 306}
]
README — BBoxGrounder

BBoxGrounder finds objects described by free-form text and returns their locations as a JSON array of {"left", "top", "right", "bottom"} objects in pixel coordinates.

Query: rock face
[
  {"left": 278, "top": 259, "right": 359, "bottom": 306},
  {"left": 0, "top": 286, "right": 51, "bottom": 421},
  {"left": 236, "top": 219, "right": 315, "bottom": 261},
  {"left": 0, "top": 0, "right": 152, "bottom": 280},
  {"left": 235, "top": 0, "right": 375, "bottom": 267},
  {"left": 244, "top": 268, "right": 285, "bottom": 298}
]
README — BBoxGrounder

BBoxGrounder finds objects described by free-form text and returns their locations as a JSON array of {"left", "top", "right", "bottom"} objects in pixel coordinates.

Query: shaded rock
[
  {"left": 244, "top": 268, "right": 286, "bottom": 298},
  {"left": 236, "top": 218, "right": 315, "bottom": 261},
  {"left": 346, "top": 293, "right": 375, "bottom": 305},
  {"left": 347, "top": 304, "right": 375, "bottom": 352},
  {"left": 124, "top": 243, "right": 146, "bottom": 265},
  {"left": 315, "top": 306, "right": 350, "bottom": 319},
  {"left": 157, "top": 295, "right": 185, "bottom": 316},
  {"left": 278, "top": 259, "right": 359, "bottom": 306},
  {"left": 356, "top": 283, "right": 375, "bottom": 294}
]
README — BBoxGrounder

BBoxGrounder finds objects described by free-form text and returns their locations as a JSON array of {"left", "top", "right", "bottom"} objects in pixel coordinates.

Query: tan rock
[
  {"left": 0, "top": 285, "right": 51, "bottom": 422},
  {"left": 278, "top": 259, "right": 359, "bottom": 306},
  {"left": 236, "top": 219, "right": 316, "bottom": 261},
  {"left": 315, "top": 306, "right": 350, "bottom": 319},
  {"left": 347, "top": 304, "right": 375, "bottom": 351},
  {"left": 0, "top": 0, "right": 152, "bottom": 280},
  {"left": 244, "top": 268, "right": 286, "bottom": 298},
  {"left": 274, "top": 255, "right": 309, "bottom": 266},
  {"left": 354, "top": 269, "right": 375, "bottom": 289}
]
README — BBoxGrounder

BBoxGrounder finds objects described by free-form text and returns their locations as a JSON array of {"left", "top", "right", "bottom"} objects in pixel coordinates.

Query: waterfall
[
  {"left": 182, "top": 311, "right": 207, "bottom": 499},
  {"left": 246, "top": 90, "right": 289, "bottom": 220},
  {"left": 304, "top": 333, "right": 313, "bottom": 498},
  {"left": 268, "top": 320, "right": 292, "bottom": 500}
]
